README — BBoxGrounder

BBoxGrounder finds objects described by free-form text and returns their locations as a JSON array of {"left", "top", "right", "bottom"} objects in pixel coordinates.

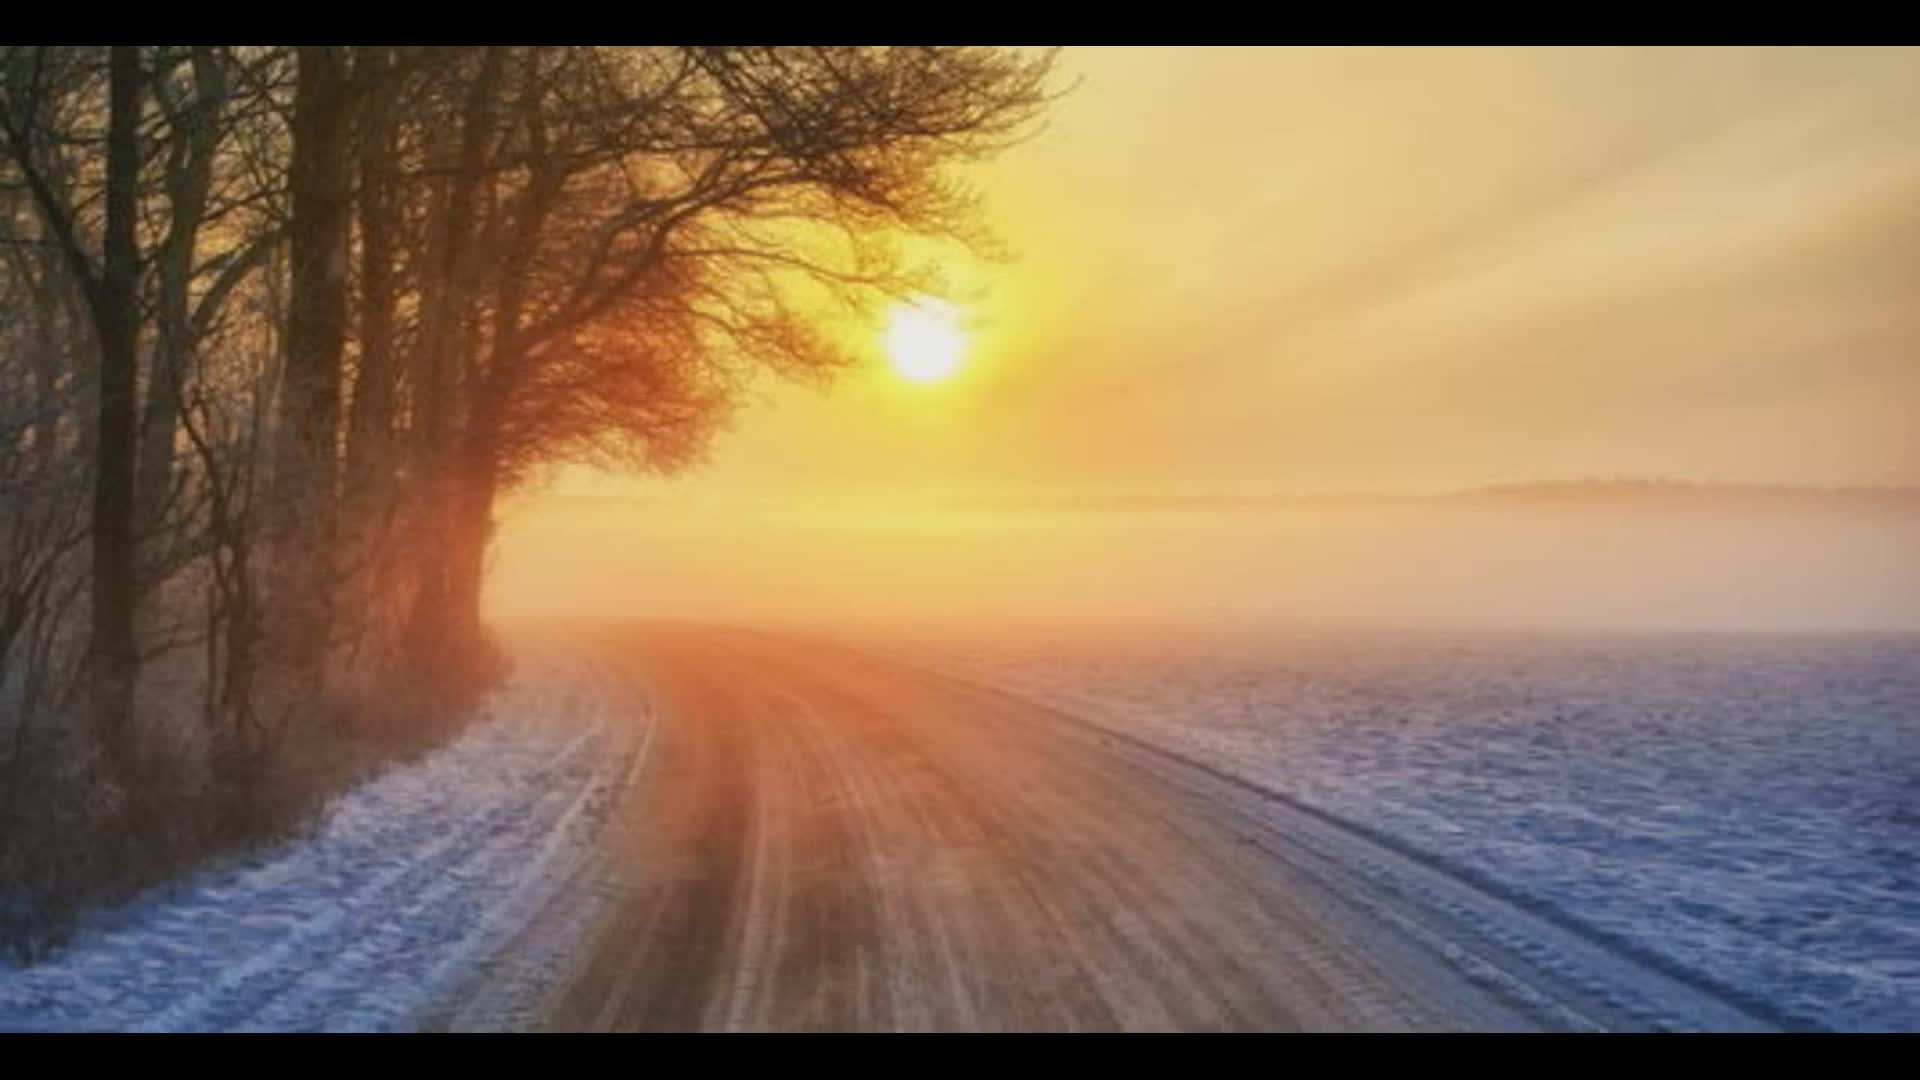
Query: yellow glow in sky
[
  {"left": 556, "top": 47, "right": 1920, "bottom": 503},
  {"left": 494, "top": 47, "right": 1920, "bottom": 629},
  {"left": 884, "top": 298, "right": 967, "bottom": 384}
]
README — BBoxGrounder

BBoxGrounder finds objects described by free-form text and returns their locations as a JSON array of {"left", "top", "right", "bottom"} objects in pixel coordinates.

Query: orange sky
[
  {"left": 543, "top": 46, "right": 1920, "bottom": 502},
  {"left": 492, "top": 48, "right": 1920, "bottom": 627}
]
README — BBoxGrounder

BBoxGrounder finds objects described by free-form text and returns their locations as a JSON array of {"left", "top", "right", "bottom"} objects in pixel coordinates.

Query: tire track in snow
[
  {"left": 545, "top": 625, "right": 1547, "bottom": 1031},
  {"left": 914, "top": 665, "right": 1802, "bottom": 1032}
]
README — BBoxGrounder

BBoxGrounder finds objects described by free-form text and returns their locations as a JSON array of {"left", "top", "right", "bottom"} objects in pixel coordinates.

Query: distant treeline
[
  {"left": 1450, "top": 480, "right": 1920, "bottom": 511},
  {"left": 534, "top": 481, "right": 1920, "bottom": 517}
]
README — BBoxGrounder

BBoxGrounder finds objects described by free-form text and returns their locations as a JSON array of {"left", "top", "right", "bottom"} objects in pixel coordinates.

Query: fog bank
[{"left": 488, "top": 494, "right": 1920, "bottom": 633}]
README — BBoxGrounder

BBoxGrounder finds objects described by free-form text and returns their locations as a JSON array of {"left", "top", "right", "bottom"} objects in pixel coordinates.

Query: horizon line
[{"left": 520, "top": 478, "right": 1920, "bottom": 510}]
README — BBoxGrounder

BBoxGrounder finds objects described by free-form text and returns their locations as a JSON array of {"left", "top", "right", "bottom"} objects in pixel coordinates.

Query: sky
[
  {"left": 492, "top": 47, "right": 1920, "bottom": 628},
  {"left": 550, "top": 45, "right": 1920, "bottom": 501}
]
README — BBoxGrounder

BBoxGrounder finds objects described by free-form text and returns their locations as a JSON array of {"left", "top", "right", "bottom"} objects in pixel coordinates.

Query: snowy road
[
  {"left": 519, "top": 624, "right": 1785, "bottom": 1032},
  {"left": 1, "top": 622, "right": 1810, "bottom": 1031}
]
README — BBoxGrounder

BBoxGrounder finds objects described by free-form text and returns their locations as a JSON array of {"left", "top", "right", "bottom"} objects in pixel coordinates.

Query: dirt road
[{"left": 526, "top": 623, "right": 1565, "bottom": 1032}]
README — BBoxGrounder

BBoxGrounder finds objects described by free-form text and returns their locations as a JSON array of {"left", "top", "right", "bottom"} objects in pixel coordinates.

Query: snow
[
  {"left": 871, "top": 623, "right": 1920, "bottom": 1032},
  {"left": 4, "top": 620, "right": 1911, "bottom": 1031},
  {"left": 0, "top": 642, "right": 642, "bottom": 1033}
]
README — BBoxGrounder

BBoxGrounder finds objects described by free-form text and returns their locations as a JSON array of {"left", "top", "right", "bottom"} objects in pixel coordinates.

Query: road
[
  {"left": 517, "top": 623, "right": 1568, "bottom": 1032},
  {"left": 0, "top": 620, "right": 1785, "bottom": 1032}
]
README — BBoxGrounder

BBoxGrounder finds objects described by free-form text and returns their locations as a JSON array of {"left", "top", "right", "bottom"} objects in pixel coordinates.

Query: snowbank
[{"left": 0, "top": 644, "right": 640, "bottom": 1032}]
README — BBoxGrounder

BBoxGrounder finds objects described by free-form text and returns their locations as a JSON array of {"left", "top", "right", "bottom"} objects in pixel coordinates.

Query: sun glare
[{"left": 884, "top": 298, "right": 967, "bottom": 383}]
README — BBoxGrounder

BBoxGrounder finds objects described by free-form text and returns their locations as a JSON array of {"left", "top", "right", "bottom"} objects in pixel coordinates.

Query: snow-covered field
[
  {"left": 868, "top": 622, "right": 1920, "bottom": 1032},
  {"left": 0, "top": 642, "right": 641, "bottom": 1033},
  {"left": 4, "top": 619, "right": 1911, "bottom": 1031}
]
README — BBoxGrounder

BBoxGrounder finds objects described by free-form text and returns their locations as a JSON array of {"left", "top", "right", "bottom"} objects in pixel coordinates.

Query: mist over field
[{"left": 489, "top": 490, "right": 1920, "bottom": 633}]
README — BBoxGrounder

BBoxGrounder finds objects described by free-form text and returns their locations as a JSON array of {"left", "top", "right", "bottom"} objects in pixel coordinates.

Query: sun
[{"left": 884, "top": 297, "right": 967, "bottom": 383}]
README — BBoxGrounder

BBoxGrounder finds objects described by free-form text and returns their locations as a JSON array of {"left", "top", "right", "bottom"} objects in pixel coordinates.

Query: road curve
[{"left": 526, "top": 623, "right": 1562, "bottom": 1032}]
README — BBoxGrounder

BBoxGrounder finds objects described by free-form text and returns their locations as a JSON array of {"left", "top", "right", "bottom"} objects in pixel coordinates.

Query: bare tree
[
  {"left": 0, "top": 43, "right": 1061, "bottom": 956},
  {"left": 0, "top": 46, "right": 146, "bottom": 776},
  {"left": 373, "top": 46, "right": 1059, "bottom": 670}
]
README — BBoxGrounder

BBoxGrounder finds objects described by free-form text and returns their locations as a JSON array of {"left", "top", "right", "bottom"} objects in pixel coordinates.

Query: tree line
[{"left": 0, "top": 45, "right": 1056, "bottom": 956}]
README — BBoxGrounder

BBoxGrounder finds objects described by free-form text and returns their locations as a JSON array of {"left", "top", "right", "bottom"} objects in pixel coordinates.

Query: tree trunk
[
  {"left": 401, "top": 48, "right": 505, "bottom": 690},
  {"left": 271, "top": 44, "right": 353, "bottom": 675},
  {"left": 415, "top": 46, "right": 504, "bottom": 474},
  {"left": 445, "top": 449, "right": 498, "bottom": 665},
  {"left": 404, "top": 373, "right": 504, "bottom": 700},
  {"left": 139, "top": 46, "right": 226, "bottom": 542},
  {"left": 346, "top": 45, "right": 398, "bottom": 504},
  {"left": 90, "top": 44, "right": 143, "bottom": 778}
]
